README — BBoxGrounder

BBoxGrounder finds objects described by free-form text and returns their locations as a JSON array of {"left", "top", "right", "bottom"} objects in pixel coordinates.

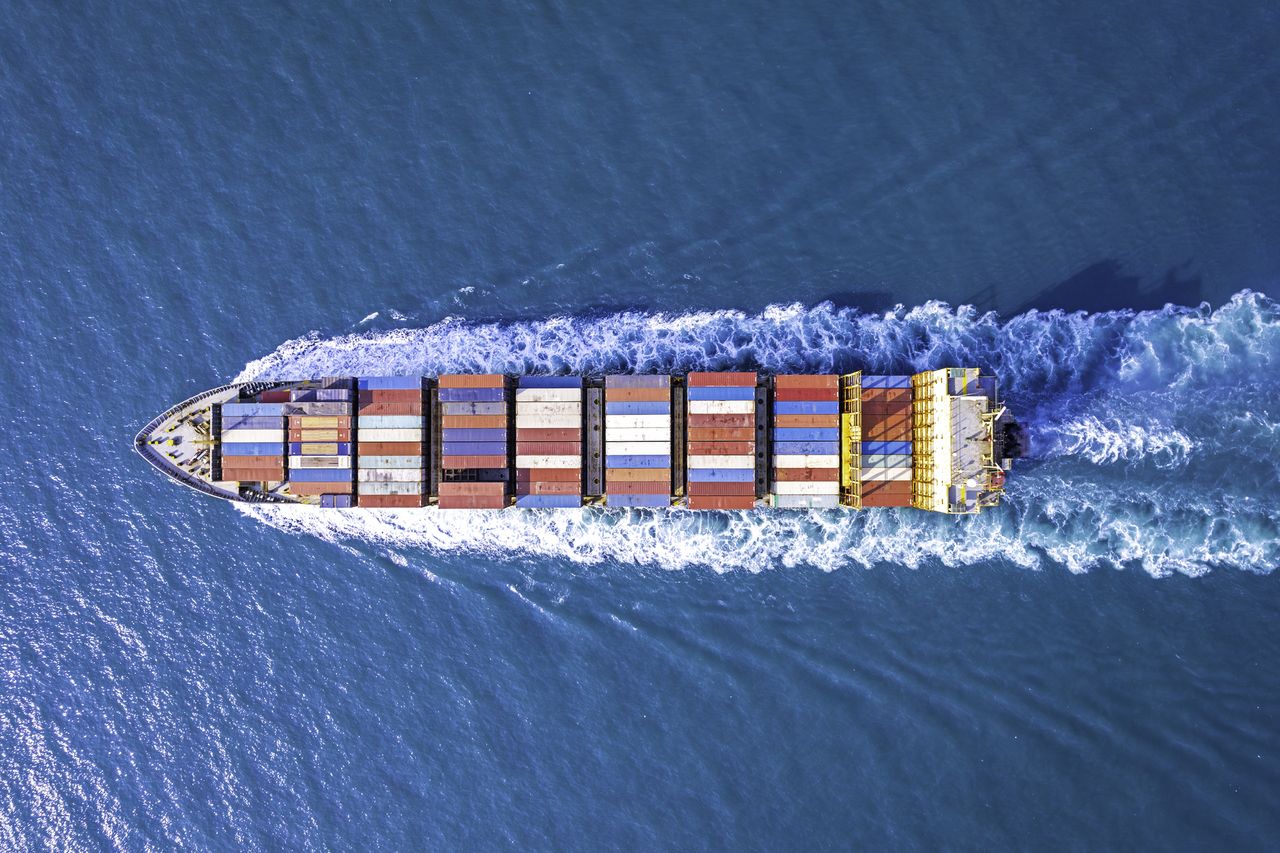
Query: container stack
[
  {"left": 218, "top": 399, "right": 285, "bottom": 484},
  {"left": 770, "top": 375, "right": 840, "bottom": 508},
  {"left": 685, "top": 372, "right": 757, "bottom": 510},
  {"left": 437, "top": 374, "right": 509, "bottom": 509},
  {"left": 514, "top": 377, "right": 583, "bottom": 508},
  {"left": 604, "top": 375, "right": 671, "bottom": 508},
  {"left": 282, "top": 382, "right": 353, "bottom": 503},
  {"left": 860, "top": 375, "right": 914, "bottom": 507},
  {"left": 355, "top": 376, "right": 426, "bottom": 508}
]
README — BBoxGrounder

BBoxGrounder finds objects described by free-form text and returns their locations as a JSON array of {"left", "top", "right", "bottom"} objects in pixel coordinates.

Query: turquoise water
[{"left": 3, "top": 0, "right": 1279, "bottom": 848}]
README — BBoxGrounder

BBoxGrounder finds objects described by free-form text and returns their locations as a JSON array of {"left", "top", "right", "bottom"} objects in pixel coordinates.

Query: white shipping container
[
  {"left": 771, "top": 494, "right": 842, "bottom": 509},
  {"left": 357, "top": 428, "right": 424, "bottom": 442},
  {"left": 515, "top": 388, "right": 582, "bottom": 402},
  {"left": 514, "top": 455, "right": 581, "bottom": 469},
  {"left": 357, "top": 468, "right": 424, "bottom": 482},
  {"left": 358, "top": 481, "right": 424, "bottom": 495},
  {"left": 218, "top": 429, "right": 282, "bottom": 443},
  {"left": 861, "top": 466, "right": 912, "bottom": 482},
  {"left": 357, "top": 415, "right": 422, "bottom": 429},
  {"left": 687, "top": 454, "right": 754, "bottom": 469},
  {"left": 515, "top": 415, "right": 579, "bottom": 429},
  {"left": 515, "top": 401, "right": 582, "bottom": 415},
  {"left": 688, "top": 400, "right": 754, "bottom": 415},
  {"left": 358, "top": 455, "right": 425, "bottom": 469},
  {"left": 604, "top": 415, "right": 671, "bottom": 429},
  {"left": 289, "top": 455, "right": 352, "bottom": 469},
  {"left": 605, "top": 441, "right": 672, "bottom": 456},
  {"left": 772, "top": 481, "right": 840, "bottom": 495},
  {"left": 604, "top": 428, "right": 669, "bottom": 442},
  {"left": 773, "top": 454, "right": 840, "bottom": 468}
]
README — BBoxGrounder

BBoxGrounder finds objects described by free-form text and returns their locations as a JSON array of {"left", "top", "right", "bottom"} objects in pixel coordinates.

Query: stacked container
[
  {"left": 770, "top": 375, "right": 840, "bottom": 508},
  {"left": 356, "top": 376, "right": 426, "bottom": 508},
  {"left": 218, "top": 399, "right": 285, "bottom": 483},
  {"left": 860, "top": 375, "right": 914, "bottom": 507},
  {"left": 604, "top": 375, "right": 671, "bottom": 508},
  {"left": 283, "top": 382, "right": 353, "bottom": 502},
  {"left": 514, "top": 377, "right": 583, "bottom": 508},
  {"left": 685, "top": 372, "right": 757, "bottom": 510},
  {"left": 437, "top": 374, "right": 508, "bottom": 509}
]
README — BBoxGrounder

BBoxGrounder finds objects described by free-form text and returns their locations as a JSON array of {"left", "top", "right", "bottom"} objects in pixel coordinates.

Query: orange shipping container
[
  {"left": 773, "top": 414, "right": 839, "bottom": 428},
  {"left": 359, "top": 494, "right": 425, "bottom": 508},
  {"left": 607, "top": 480, "right": 669, "bottom": 495},
  {"left": 443, "top": 415, "right": 506, "bottom": 429},
  {"left": 516, "top": 442, "right": 581, "bottom": 455},
  {"left": 358, "top": 401, "right": 424, "bottom": 416},
  {"left": 687, "top": 372, "right": 757, "bottom": 387},
  {"left": 287, "top": 481, "right": 354, "bottom": 495},
  {"left": 222, "top": 455, "right": 284, "bottom": 468},
  {"left": 688, "top": 482, "right": 757, "bottom": 496},
  {"left": 515, "top": 481, "right": 580, "bottom": 496},
  {"left": 773, "top": 375, "right": 838, "bottom": 390},
  {"left": 604, "top": 468, "right": 670, "bottom": 482},
  {"left": 514, "top": 468, "right": 581, "bottom": 482},
  {"left": 687, "top": 495, "right": 757, "bottom": 509},
  {"left": 358, "top": 390, "right": 421, "bottom": 403},
  {"left": 687, "top": 427, "right": 754, "bottom": 441},
  {"left": 359, "top": 441, "right": 425, "bottom": 455},
  {"left": 438, "top": 482, "right": 506, "bottom": 496},
  {"left": 441, "top": 454, "right": 506, "bottom": 469},
  {"left": 687, "top": 413, "right": 753, "bottom": 428},
  {"left": 516, "top": 428, "right": 579, "bottom": 442},
  {"left": 774, "top": 389, "right": 838, "bottom": 402},
  {"left": 606, "top": 388, "right": 670, "bottom": 402},
  {"left": 687, "top": 441, "right": 755, "bottom": 455},
  {"left": 438, "top": 374, "right": 505, "bottom": 388},
  {"left": 772, "top": 468, "right": 840, "bottom": 481}
]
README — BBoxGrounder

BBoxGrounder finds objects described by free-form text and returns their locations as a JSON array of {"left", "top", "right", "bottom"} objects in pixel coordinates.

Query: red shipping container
[
  {"left": 358, "top": 494, "right": 425, "bottom": 508},
  {"left": 287, "top": 481, "right": 354, "bottom": 495},
  {"left": 358, "top": 389, "right": 421, "bottom": 403},
  {"left": 222, "top": 455, "right": 284, "bottom": 468},
  {"left": 773, "top": 389, "right": 838, "bottom": 402},
  {"left": 687, "top": 427, "right": 754, "bottom": 441},
  {"left": 687, "top": 413, "right": 753, "bottom": 428},
  {"left": 515, "top": 481, "right": 580, "bottom": 496},
  {"left": 603, "top": 468, "right": 670, "bottom": 482},
  {"left": 515, "top": 468, "right": 581, "bottom": 482},
  {"left": 259, "top": 390, "right": 291, "bottom": 402},
  {"left": 687, "top": 372, "right": 757, "bottom": 386},
  {"left": 688, "top": 482, "right": 757, "bottom": 496},
  {"left": 773, "top": 414, "right": 840, "bottom": 428},
  {"left": 359, "top": 401, "right": 424, "bottom": 416},
  {"left": 442, "top": 415, "right": 506, "bottom": 428},
  {"left": 441, "top": 454, "right": 507, "bottom": 469},
  {"left": 861, "top": 388, "right": 912, "bottom": 403},
  {"left": 688, "top": 441, "right": 756, "bottom": 455},
  {"left": 516, "top": 441, "right": 581, "bottom": 455},
  {"left": 354, "top": 441, "right": 422, "bottom": 455},
  {"left": 774, "top": 375, "right": 838, "bottom": 390},
  {"left": 772, "top": 468, "right": 840, "bottom": 481},
  {"left": 862, "top": 401, "right": 912, "bottom": 416},
  {"left": 438, "top": 374, "right": 505, "bottom": 388},
  {"left": 438, "top": 482, "right": 506, "bottom": 496},
  {"left": 438, "top": 495, "right": 508, "bottom": 509},
  {"left": 516, "top": 428, "right": 580, "bottom": 442},
  {"left": 606, "top": 388, "right": 670, "bottom": 402},
  {"left": 687, "top": 495, "right": 757, "bottom": 509},
  {"left": 607, "top": 481, "right": 669, "bottom": 495}
]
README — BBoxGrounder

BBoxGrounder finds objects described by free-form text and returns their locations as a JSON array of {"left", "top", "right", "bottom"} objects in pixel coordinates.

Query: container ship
[{"left": 135, "top": 370, "right": 1018, "bottom": 513}]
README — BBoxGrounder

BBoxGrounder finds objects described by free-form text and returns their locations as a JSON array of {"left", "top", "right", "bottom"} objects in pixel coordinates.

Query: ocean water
[{"left": 3, "top": 0, "right": 1280, "bottom": 849}]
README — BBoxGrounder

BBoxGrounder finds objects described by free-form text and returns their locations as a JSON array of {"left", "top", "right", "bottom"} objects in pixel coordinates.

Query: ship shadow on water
[{"left": 962, "top": 259, "right": 1204, "bottom": 317}]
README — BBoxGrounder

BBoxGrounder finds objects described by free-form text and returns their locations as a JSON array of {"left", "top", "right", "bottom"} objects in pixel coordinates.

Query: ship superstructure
[{"left": 135, "top": 370, "right": 1015, "bottom": 512}]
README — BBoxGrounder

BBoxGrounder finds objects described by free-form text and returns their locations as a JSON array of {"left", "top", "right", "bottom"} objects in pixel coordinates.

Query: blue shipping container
[
  {"left": 514, "top": 495, "right": 583, "bottom": 508},
  {"left": 221, "top": 416, "right": 284, "bottom": 430},
  {"left": 771, "top": 428, "right": 840, "bottom": 442},
  {"left": 440, "top": 402, "right": 506, "bottom": 416},
  {"left": 442, "top": 441, "right": 508, "bottom": 456},
  {"left": 320, "top": 494, "right": 354, "bottom": 508},
  {"left": 688, "top": 468, "right": 755, "bottom": 482},
  {"left": 437, "top": 388, "right": 506, "bottom": 402},
  {"left": 862, "top": 440, "right": 913, "bottom": 456},
  {"left": 357, "top": 376, "right": 422, "bottom": 390},
  {"left": 440, "top": 428, "right": 507, "bottom": 442},
  {"left": 289, "top": 442, "right": 351, "bottom": 455},
  {"left": 606, "top": 493, "right": 669, "bottom": 508},
  {"left": 287, "top": 469, "right": 353, "bottom": 482},
  {"left": 605, "top": 375, "right": 670, "bottom": 388},
  {"left": 604, "top": 402, "right": 670, "bottom": 415},
  {"left": 605, "top": 454, "right": 671, "bottom": 468},
  {"left": 687, "top": 387, "right": 756, "bottom": 401},
  {"left": 773, "top": 441, "right": 841, "bottom": 455},
  {"left": 221, "top": 442, "right": 283, "bottom": 456},
  {"left": 221, "top": 403, "right": 285, "bottom": 416},
  {"left": 861, "top": 375, "right": 887, "bottom": 389},
  {"left": 774, "top": 401, "right": 839, "bottom": 415},
  {"left": 291, "top": 389, "right": 351, "bottom": 402},
  {"left": 886, "top": 375, "right": 913, "bottom": 389},
  {"left": 518, "top": 376, "right": 582, "bottom": 389}
]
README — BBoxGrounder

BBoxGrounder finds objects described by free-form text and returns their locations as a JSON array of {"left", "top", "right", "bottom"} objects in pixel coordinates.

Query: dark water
[{"left": 3, "top": 0, "right": 1279, "bottom": 848}]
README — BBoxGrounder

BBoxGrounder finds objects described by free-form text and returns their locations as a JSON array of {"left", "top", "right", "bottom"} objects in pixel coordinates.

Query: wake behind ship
[{"left": 135, "top": 370, "right": 1017, "bottom": 512}]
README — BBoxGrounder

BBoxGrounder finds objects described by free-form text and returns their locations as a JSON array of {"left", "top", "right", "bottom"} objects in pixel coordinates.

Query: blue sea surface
[{"left": 3, "top": 0, "right": 1280, "bottom": 848}]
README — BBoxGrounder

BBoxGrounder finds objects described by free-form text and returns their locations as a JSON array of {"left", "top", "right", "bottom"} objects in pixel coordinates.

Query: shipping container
[
  {"left": 605, "top": 375, "right": 670, "bottom": 388},
  {"left": 440, "top": 454, "right": 507, "bottom": 469},
  {"left": 606, "top": 493, "right": 670, "bottom": 508},
  {"left": 288, "top": 443, "right": 349, "bottom": 455},
  {"left": 286, "top": 481, "right": 354, "bottom": 495},
  {"left": 687, "top": 468, "right": 754, "bottom": 482},
  {"left": 517, "top": 376, "right": 582, "bottom": 389},
  {"left": 772, "top": 467, "right": 840, "bottom": 481},
  {"left": 515, "top": 441, "right": 581, "bottom": 455},
  {"left": 514, "top": 495, "right": 582, "bottom": 508},
  {"left": 358, "top": 389, "right": 421, "bottom": 404},
  {"left": 516, "top": 428, "right": 581, "bottom": 442},
  {"left": 860, "top": 467, "right": 912, "bottom": 482},
  {"left": 773, "top": 389, "right": 838, "bottom": 402},
  {"left": 282, "top": 402, "right": 351, "bottom": 416},
  {"left": 687, "top": 400, "right": 755, "bottom": 415},
  {"left": 687, "top": 441, "right": 755, "bottom": 455},
  {"left": 441, "top": 428, "right": 507, "bottom": 442},
  {"left": 356, "top": 415, "right": 423, "bottom": 429},
  {"left": 359, "top": 401, "right": 425, "bottom": 416},
  {"left": 513, "top": 468, "right": 581, "bottom": 482},
  {"left": 862, "top": 440, "right": 912, "bottom": 456},
  {"left": 287, "top": 415, "right": 349, "bottom": 428},
  {"left": 603, "top": 427, "right": 668, "bottom": 442},
  {"left": 357, "top": 469, "right": 424, "bottom": 482},
  {"left": 773, "top": 454, "right": 840, "bottom": 468},
  {"left": 437, "top": 374, "right": 505, "bottom": 388},
  {"left": 514, "top": 415, "right": 578, "bottom": 429},
  {"left": 604, "top": 402, "right": 670, "bottom": 416},
  {"left": 286, "top": 468, "right": 353, "bottom": 482},
  {"left": 220, "top": 468, "right": 285, "bottom": 481},
  {"left": 686, "top": 414, "right": 753, "bottom": 428},
  {"left": 289, "top": 430, "right": 352, "bottom": 442},
  {"left": 221, "top": 416, "right": 285, "bottom": 430},
  {"left": 218, "top": 429, "right": 283, "bottom": 443},
  {"left": 513, "top": 454, "right": 580, "bottom": 469},
  {"left": 359, "top": 455, "right": 426, "bottom": 469},
  {"left": 357, "top": 376, "right": 423, "bottom": 390},
  {"left": 602, "top": 468, "right": 670, "bottom": 482},
  {"left": 357, "top": 494, "right": 426, "bottom": 508},
  {"left": 258, "top": 390, "right": 291, "bottom": 403},
  {"left": 515, "top": 388, "right": 583, "bottom": 402},
  {"left": 686, "top": 427, "right": 754, "bottom": 441},
  {"left": 516, "top": 401, "right": 582, "bottom": 415},
  {"left": 603, "top": 415, "right": 671, "bottom": 429},
  {"left": 771, "top": 427, "right": 840, "bottom": 441},
  {"left": 289, "top": 455, "right": 352, "bottom": 469},
  {"left": 220, "top": 442, "right": 284, "bottom": 456},
  {"left": 437, "top": 495, "right": 508, "bottom": 509},
  {"left": 217, "top": 455, "right": 282, "bottom": 468},
  {"left": 686, "top": 387, "right": 756, "bottom": 401},
  {"left": 773, "top": 375, "right": 838, "bottom": 389},
  {"left": 290, "top": 388, "right": 351, "bottom": 402},
  {"left": 438, "top": 482, "right": 506, "bottom": 496},
  {"left": 771, "top": 494, "right": 841, "bottom": 509},
  {"left": 359, "top": 428, "right": 425, "bottom": 443},
  {"left": 604, "top": 454, "right": 670, "bottom": 468},
  {"left": 437, "top": 387, "right": 505, "bottom": 402},
  {"left": 774, "top": 441, "right": 840, "bottom": 455},
  {"left": 442, "top": 441, "right": 507, "bottom": 456},
  {"left": 605, "top": 480, "right": 669, "bottom": 495},
  {"left": 320, "top": 494, "right": 354, "bottom": 508},
  {"left": 514, "top": 481, "right": 580, "bottom": 496},
  {"left": 603, "top": 388, "right": 669, "bottom": 402},
  {"left": 442, "top": 415, "right": 506, "bottom": 429},
  {"left": 686, "top": 372, "right": 756, "bottom": 386},
  {"left": 687, "top": 454, "right": 754, "bottom": 469},
  {"left": 688, "top": 481, "right": 757, "bottom": 496},
  {"left": 773, "top": 481, "right": 840, "bottom": 495},
  {"left": 221, "top": 403, "right": 286, "bottom": 416},
  {"left": 348, "top": 441, "right": 423, "bottom": 455},
  {"left": 604, "top": 441, "right": 671, "bottom": 456},
  {"left": 686, "top": 496, "right": 757, "bottom": 510},
  {"left": 358, "top": 481, "right": 425, "bottom": 495},
  {"left": 772, "top": 414, "right": 840, "bottom": 428},
  {"left": 773, "top": 401, "right": 839, "bottom": 415}
]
